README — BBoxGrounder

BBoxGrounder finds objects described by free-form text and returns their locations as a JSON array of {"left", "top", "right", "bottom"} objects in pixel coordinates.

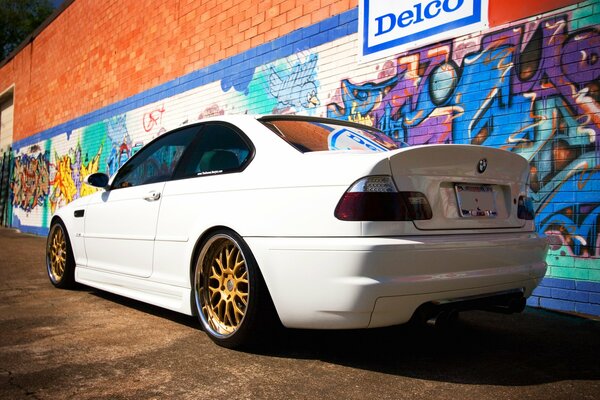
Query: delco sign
[{"left": 359, "top": 0, "right": 488, "bottom": 60}]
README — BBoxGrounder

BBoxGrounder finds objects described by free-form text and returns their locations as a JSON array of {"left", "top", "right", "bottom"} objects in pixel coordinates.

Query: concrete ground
[{"left": 0, "top": 227, "right": 599, "bottom": 399}]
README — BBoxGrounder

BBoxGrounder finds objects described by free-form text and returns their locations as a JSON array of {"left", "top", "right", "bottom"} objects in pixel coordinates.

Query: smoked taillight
[{"left": 334, "top": 176, "right": 432, "bottom": 221}]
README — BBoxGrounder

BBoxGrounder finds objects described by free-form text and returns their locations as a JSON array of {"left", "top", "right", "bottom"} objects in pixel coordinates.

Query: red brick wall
[{"left": 0, "top": 0, "right": 356, "bottom": 142}]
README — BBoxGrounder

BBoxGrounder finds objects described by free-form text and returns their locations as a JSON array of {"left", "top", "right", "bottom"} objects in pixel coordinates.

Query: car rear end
[
  {"left": 337, "top": 145, "right": 547, "bottom": 327},
  {"left": 249, "top": 117, "right": 549, "bottom": 330}
]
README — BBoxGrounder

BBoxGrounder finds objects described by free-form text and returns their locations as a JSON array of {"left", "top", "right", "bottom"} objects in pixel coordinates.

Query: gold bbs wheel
[
  {"left": 194, "top": 230, "right": 273, "bottom": 348},
  {"left": 196, "top": 234, "right": 249, "bottom": 336},
  {"left": 48, "top": 225, "right": 67, "bottom": 282},
  {"left": 46, "top": 221, "right": 75, "bottom": 289}
]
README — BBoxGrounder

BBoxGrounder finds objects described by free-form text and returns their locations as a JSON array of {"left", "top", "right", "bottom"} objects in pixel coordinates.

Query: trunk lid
[{"left": 388, "top": 145, "right": 530, "bottom": 230}]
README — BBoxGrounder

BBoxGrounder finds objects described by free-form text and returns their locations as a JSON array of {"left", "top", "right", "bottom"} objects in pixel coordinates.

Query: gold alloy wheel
[
  {"left": 198, "top": 235, "right": 249, "bottom": 337},
  {"left": 48, "top": 225, "right": 67, "bottom": 283}
]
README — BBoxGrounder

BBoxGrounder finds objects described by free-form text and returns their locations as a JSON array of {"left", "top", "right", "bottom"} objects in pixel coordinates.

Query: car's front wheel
[
  {"left": 193, "top": 230, "right": 272, "bottom": 348},
  {"left": 46, "top": 220, "right": 76, "bottom": 289}
]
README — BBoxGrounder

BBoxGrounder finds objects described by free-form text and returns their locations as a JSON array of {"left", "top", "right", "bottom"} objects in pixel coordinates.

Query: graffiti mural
[
  {"left": 266, "top": 53, "right": 320, "bottom": 113},
  {"left": 7, "top": 2, "right": 599, "bottom": 286},
  {"left": 79, "top": 145, "right": 103, "bottom": 197},
  {"left": 327, "top": 12, "right": 600, "bottom": 277},
  {"left": 106, "top": 114, "right": 132, "bottom": 176},
  {"left": 11, "top": 150, "right": 50, "bottom": 213},
  {"left": 49, "top": 144, "right": 103, "bottom": 213},
  {"left": 49, "top": 150, "right": 77, "bottom": 213}
]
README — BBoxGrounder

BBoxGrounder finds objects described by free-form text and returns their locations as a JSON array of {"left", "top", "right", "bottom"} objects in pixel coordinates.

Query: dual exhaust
[{"left": 415, "top": 289, "right": 527, "bottom": 328}]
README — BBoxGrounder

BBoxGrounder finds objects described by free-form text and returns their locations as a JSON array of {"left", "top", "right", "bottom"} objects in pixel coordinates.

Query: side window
[
  {"left": 112, "top": 126, "right": 199, "bottom": 189},
  {"left": 175, "top": 124, "right": 252, "bottom": 178}
]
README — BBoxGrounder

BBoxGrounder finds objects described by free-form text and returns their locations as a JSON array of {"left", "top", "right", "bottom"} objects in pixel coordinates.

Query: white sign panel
[{"left": 359, "top": 0, "right": 488, "bottom": 60}]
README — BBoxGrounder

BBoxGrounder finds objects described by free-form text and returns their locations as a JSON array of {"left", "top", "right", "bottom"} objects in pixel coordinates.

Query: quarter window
[{"left": 175, "top": 124, "right": 252, "bottom": 178}]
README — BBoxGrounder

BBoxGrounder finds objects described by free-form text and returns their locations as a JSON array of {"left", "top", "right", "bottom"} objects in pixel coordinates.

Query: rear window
[{"left": 260, "top": 118, "right": 407, "bottom": 153}]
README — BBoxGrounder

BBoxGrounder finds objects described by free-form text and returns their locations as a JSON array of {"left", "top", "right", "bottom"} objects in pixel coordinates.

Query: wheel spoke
[
  {"left": 210, "top": 265, "right": 221, "bottom": 281},
  {"left": 208, "top": 287, "right": 220, "bottom": 303},
  {"left": 214, "top": 256, "right": 224, "bottom": 274},
  {"left": 216, "top": 297, "right": 226, "bottom": 319},
  {"left": 237, "top": 270, "right": 248, "bottom": 282},
  {"left": 224, "top": 302, "right": 233, "bottom": 326},
  {"left": 233, "top": 260, "right": 245, "bottom": 275},
  {"left": 225, "top": 246, "right": 235, "bottom": 270},
  {"left": 233, "top": 299, "right": 245, "bottom": 318}
]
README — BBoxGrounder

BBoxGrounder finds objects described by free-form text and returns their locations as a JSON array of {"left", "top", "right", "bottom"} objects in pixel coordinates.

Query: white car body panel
[
  {"left": 75, "top": 266, "right": 193, "bottom": 314},
  {"left": 51, "top": 115, "right": 549, "bottom": 329},
  {"left": 388, "top": 144, "right": 529, "bottom": 230},
  {"left": 247, "top": 233, "right": 547, "bottom": 328},
  {"left": 84, "top": 181, "right": 166, "bottom": 278}
]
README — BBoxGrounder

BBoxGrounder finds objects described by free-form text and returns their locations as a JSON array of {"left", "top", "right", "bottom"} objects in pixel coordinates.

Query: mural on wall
[
  {"left": 11, "top": 149, "right": 50, "bottom": 213},
  {"left": 106, "top": 114, "right": 133, "bottom": 176},
  {"left": 8, "top": 3, "right": 599, "bottom": 282},
  {"left": 239, "top": 52, "right": 321, "bottom": 115},
  {"left": 326, "top": 12, "right": 600, "bottom": 279},
  {"left": 266, "top": 53, "right": 320, "bottom": 113},
  {"left": 49, "top": 143, "right": 103, "bottom": 213}
]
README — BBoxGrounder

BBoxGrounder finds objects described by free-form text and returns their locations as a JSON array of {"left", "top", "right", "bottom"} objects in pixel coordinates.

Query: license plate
[{"left": 455, "top": 184, "right": 497, "bottom": 217}]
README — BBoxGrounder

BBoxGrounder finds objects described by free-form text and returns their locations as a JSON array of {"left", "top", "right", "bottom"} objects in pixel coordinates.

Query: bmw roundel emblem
[{"left": 477, "top": 158, "right": 488, "bottom": 174}]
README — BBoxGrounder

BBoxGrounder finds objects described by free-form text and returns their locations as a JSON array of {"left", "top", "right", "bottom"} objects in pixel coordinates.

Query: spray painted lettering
[{"left": 11, "top": 152, "right": 50, "bottom": 212}]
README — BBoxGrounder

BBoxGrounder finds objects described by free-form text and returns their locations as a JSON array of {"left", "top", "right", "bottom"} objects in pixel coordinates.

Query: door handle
[{"left": 144, "top": 191, "right": 161, "bottom": 201}]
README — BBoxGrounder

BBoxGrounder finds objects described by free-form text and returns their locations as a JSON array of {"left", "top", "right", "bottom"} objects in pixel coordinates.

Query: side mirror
[{"left": 84, "top": 172, "right": 110, "bottom": 190}]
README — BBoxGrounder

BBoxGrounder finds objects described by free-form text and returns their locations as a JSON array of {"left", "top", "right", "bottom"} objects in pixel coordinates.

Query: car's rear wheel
[
  {"left": 193, "top": 230, "right": 272, "bottom": 348},
  {"left": 46, "top": 220, "right": 76, "bottom": 289}
]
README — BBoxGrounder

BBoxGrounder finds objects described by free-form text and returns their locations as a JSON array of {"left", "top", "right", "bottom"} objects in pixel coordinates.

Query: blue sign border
[{"left": 362, "top": 0, "right": 483, "bottom": 56}]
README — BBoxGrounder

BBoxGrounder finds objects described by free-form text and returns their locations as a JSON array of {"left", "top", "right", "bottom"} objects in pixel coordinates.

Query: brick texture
[{"left": 0, "top": 0, "right": 358, "bottom": 141}]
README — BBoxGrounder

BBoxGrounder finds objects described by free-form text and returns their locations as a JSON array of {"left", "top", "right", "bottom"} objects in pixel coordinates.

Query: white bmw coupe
[{"left": 47, "top": 115, "right": 549, "bottom": 348}]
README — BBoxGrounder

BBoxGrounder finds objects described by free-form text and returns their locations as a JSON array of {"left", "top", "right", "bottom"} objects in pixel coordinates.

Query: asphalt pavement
[{"left": 1, "top": 227, "right": 599, "bottom": 399}]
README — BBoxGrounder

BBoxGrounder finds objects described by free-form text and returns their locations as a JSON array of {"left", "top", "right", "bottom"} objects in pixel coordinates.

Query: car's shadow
[
  {"left": 87, "top": 287, "right": 200, "bottom": 329},
  {"left": 89, "top": 287, "right": 600, "bottom": 386},
  {"left": 262, "top": 310, "right": 600, "bottom": 386}
]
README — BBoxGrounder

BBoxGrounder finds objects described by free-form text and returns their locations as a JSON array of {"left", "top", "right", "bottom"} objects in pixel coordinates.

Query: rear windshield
[{"left": 260, "top": 118, "right": 407, "bottom": 153}]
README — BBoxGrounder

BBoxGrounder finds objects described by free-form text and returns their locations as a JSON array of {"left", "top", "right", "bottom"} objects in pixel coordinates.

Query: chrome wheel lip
[
  {"left": 195, "top": 233, "right": 250, "bottom": 340},
  {"left": 46, "top": 224, "right": 67, "bottom": 284}
]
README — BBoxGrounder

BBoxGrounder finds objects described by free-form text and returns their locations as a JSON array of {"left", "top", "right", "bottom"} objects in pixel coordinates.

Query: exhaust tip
[{"left": 426, "top": 309, "right": 459, "bottom": 329}]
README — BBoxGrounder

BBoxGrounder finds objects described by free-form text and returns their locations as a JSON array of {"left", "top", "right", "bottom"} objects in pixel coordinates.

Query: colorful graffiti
[
  {"left": 106, "top": 114, "right": 132, "bottom": 176},
  {"left": 7, "top": 2, "right": 599, "bottom": 285},
  {"left": 327, "top": 13, "right": 600, "bottom": 269},
  {"left": 11, "top": 150, "right": 50, "bottom": 212},
  {"left": 49, "top": 144, "right": 103, "bottom": 213},
  {"left": 49, "top": 150, "right": 77, "bottom": 212},
  {"left": 267, "top": 53, "right": 320, "bottom": 112}
]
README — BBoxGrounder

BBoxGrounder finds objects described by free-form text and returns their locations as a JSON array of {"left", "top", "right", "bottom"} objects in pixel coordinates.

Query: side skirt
[{"left": 75, "top": 266, "right": 194, "bottom": 316}]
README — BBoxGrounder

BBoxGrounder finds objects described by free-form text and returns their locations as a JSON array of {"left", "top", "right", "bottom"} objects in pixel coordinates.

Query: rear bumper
[{"left": 246, "top": 232, "right": 548, "bottom": 329}]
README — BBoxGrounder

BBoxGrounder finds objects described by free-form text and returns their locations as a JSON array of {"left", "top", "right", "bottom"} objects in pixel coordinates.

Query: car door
[
  {"left": 152, "top": 123, "right": 254, "bottom": 281},
  {"left": 84, "top": 126, "right": 200, "bottom": 277}
]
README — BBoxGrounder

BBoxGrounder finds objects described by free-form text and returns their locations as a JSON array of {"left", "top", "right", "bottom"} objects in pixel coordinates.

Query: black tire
[
  {"left": 46, "top": 220, "right": 76, "bottom": 289},
  {"left": 193, "top": 229, "right": 275, "bottom": 348}
]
